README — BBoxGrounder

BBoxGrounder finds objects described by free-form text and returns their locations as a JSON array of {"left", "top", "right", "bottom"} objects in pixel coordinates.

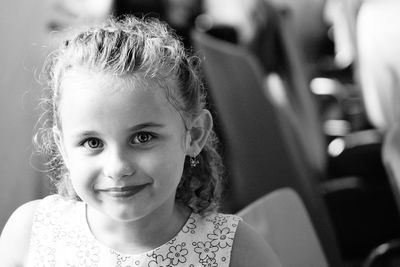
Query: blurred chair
[
  {"left": 191, "top": 29, "right": 344, "bottom": 266},
  {"left": 240, "top": 187, "right": 400, "bottom": 267},
  {"left": 199, "top": 0, "right": 328, "bottom": 174},
  {"left": 237, "top": 187, "right": 329, "bottom": 267},
  {"left": 191, "top": 28, "right": 400, "bottom": 264},
  {"left": 252, "top": 1, "right": 328, "bottom": 175}
]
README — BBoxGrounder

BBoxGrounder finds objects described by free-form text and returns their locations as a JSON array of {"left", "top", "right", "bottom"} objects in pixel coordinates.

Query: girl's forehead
[
  {"left": 61, "top": 68, "right": 176, "bottom": 100},
  {"left": 59, "top": 68, "right": 183, "bottom": 121}
]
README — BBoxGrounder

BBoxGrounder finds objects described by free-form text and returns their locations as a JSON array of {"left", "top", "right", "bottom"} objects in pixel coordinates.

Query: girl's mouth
[{"left": 97, "top": 184, "right": 148, "bottom": 199}]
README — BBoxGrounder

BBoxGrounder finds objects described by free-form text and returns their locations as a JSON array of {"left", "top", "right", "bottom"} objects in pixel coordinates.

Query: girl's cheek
[
  {"left": 68, "top": 157, "right": 99, "bottom": 178},
  {"left": 146, "top": 147, "right": 184, "bottom": 167}
]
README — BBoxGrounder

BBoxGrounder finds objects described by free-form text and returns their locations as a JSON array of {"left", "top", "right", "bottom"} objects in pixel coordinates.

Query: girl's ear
[
  {"left": 186, "top": 109, "right": 213, "bottom": 156},
  {"left": 53, "top": 127, "right": 69, "bottom": 168}
]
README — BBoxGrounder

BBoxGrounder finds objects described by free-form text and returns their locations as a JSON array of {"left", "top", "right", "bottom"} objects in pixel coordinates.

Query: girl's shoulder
[
  {"left": 230, "top": 220, "right": 282, "bottom": 267},
  {"left": 192, "top": 212, "right": 282, "bottom": 266},
  {"left": 199, "top": 212, "right": 242, "bottom": 223},
  {"left": 0, "top": 194, "right": 73, "bottom": 266},
  {"left": 190, "top": 212, "right": 242, "bottom": 236},
  {"left": 0, "top": 199, "right": 41, "bottom": 266}
]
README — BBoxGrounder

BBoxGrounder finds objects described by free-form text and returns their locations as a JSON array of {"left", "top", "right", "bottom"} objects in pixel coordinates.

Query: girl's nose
[{"left": 103, "top": 149, "right": 135, "bottom": 180}]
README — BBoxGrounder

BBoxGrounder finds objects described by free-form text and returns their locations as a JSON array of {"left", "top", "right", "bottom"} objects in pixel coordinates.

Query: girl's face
[{"left": 57, "top": 69, "right": 190, "bottom": 222}]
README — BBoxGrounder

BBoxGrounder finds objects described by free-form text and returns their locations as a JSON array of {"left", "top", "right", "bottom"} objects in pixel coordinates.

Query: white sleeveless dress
[{"left": 26, "top": 195, "right": 242, "bottom": 267}]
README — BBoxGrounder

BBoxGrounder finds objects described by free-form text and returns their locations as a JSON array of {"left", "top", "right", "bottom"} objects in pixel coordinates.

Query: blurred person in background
[{"left": 357, "top": 0, "right": 400, "bottom": 133}]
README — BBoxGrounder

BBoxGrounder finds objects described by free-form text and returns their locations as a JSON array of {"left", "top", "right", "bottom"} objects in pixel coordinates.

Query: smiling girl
[{"left": 0, "top": 16, "right": 281, "bottom": 267}]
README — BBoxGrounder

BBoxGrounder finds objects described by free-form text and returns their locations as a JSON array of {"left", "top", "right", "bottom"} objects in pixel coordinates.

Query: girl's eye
[
  {"left": 131, "top": 132, "right": 154, "bottom": 144},
  {"left": 83, "top": 138, "right": 103, "bottom": 149}
]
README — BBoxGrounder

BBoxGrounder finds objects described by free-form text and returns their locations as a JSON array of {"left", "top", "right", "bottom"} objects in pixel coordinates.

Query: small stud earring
[{"left": 190, "top": 157, "right": 199, "bottom": 167}]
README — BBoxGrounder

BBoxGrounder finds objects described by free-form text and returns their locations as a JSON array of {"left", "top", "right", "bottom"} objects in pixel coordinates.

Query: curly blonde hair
[{"left": 35, "top": 15, "right": 224, "bottom": 214}]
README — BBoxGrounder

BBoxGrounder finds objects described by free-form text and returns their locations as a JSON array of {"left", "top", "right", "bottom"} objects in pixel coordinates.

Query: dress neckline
[{"left": 79, "top": 201, "right": 195, "bottom": 257}]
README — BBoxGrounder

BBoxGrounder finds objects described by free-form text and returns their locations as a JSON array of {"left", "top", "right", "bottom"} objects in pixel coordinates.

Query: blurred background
[{"left": 1, "top": 0, "right": 400, "bottom": 266}]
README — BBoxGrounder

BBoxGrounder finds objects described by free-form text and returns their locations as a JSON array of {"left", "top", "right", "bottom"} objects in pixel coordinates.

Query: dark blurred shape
[
  {"left": 203, "top": 25, "right": 238, "bottom": 44},
  {"left": 113, "top": 0, "right": 202, "bottom": 48},
  {"left": 113, "top": 0, "right": 164, "bottom": 18},
  {"left": 246, "top": 2, "right": 287, "bottom": 77}
]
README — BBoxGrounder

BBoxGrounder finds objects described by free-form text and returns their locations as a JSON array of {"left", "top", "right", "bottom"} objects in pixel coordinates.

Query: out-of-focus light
[
  {"left": 195, "top": 14, "right": 214, "bottom": 32},
  {"left": 323, "top": 119, "right": 351, "bottom": 136},
  {"left": 310, "top": 77, "right": 339, "bottom": 95},
  {"left": 46, "top": 0, "right": 113, "bottom": 31},
  {"left": 265, "top": 72, "right": 288, "bottom": 107},
  {"left": 328, "top": 137, "right": 345, "bottom": 157}
]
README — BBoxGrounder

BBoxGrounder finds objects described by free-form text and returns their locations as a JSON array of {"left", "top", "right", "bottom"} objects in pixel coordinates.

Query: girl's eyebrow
[
  {"left": 127, "top": 122, "right": 166, "bottom": 131},
  {"left": 70, "top": 131, "right": 99, "bottom": 139}
]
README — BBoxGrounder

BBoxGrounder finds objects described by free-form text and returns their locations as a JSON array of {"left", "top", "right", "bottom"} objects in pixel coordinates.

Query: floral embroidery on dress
[
  {"left": 194, "top": 241, "right": 219, "bottom": 260},
  {"left": 110, "top": 249, "right": 131, "bottom": 267},
  {"left": 201, "top": 257, "right": 218, "bottom": 267},
  {"left": 211, "top": 215, "right": 228, "bottom": 228},
  {"left": 26, "top": 195, "right": 242, "bottom": 267},
  {"left": 167, "top": 244, "right": 189, "bottom": 265},
  {"left": 148, "top": 254, "right": 171, "bottom": 267},
  {"left": 182, "top": 216, "right": 197, "bottom": 234},
  {"left": 208, "top": 227, "right": 234, "bottom": 248}
]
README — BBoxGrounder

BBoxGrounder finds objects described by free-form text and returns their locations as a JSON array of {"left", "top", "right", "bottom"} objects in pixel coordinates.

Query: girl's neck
[{"left": 85, "top": 201, "right": 191, "bottom": 255}]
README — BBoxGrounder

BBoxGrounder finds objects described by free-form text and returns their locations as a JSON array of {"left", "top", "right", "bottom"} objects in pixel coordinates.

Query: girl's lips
[{"left": 97, "top": 184, "right": 148, "bottom": 198}]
